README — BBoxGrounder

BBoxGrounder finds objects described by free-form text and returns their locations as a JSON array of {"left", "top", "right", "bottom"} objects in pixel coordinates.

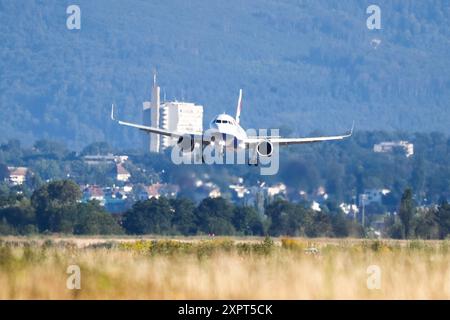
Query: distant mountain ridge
[{"left": 0, "top": 0, "right": 449, "bottom": 149}]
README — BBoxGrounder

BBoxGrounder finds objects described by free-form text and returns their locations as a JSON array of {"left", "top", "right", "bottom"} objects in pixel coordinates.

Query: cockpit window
[{"left": 215, "top": 119, "right": 233, "bottom": 124}]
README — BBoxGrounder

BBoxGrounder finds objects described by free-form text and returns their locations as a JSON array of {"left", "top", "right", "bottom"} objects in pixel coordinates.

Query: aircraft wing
[
  {"left": 111, "top": 104, "right": 183, "bottom": 138},
  {"left": 245, "top": 122, "right": 354, "bottom": 146}
]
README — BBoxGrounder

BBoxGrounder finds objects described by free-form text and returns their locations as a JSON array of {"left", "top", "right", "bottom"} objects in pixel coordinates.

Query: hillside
[{"left": 1, "top": 0, "right": 449, "bottom": 149}]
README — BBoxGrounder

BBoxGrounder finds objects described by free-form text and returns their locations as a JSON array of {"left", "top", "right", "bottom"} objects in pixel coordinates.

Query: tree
[
  {"left": 308, "top": 211, "right": 334, "bottom": 238},
  {"left": 265, "top": 200, "right": 310, "bottom": 236},
  {"left": 399, "top": 188, "right": 415, "bottom": 239},
  {"left": 0, "top": 163, "right": 9, "bottom": 181},
  {"left": 0, "top": 198, "right": 36, "bottom": 234},
  {"left": 170, "top": 198, "right": 197, "bottom": 235},
  {"left": 195, "top": 197, "right": 236, "bottom": 235},
  {"left": 81, "top": 142, "right": 113, "bottom": 156},
  {"left": 74, "top": 201, "right": 123, "bottom": 235},
  {"left": 331, "top": 211, "right": 350, "bottom": 237},
  {"left": 437, "top": 200, "right": 450, "bottom": 239},
  {"left": 385, "top": 214, "right": 403, "bottom": 239},
  {"left": 232, "top": 206, "right": 264, "bottom": 236},
  {"left": 31, "top": 180, "right": 81, "bottom": 232},
  {"left": 123, "top": 197, "right": 173, "bottom": 234},
  {"left": 33, "top": 140, "right": 68, "bottom": 159},
  {"left": 414, "top": 208, "right": 439, "bottom": 239},
  {"left": 411, "top": 156, "right": 426, "bottom": 202}
]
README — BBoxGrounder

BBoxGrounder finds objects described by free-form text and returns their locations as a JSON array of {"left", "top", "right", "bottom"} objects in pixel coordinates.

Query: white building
[
  {"left": 142, "top": 75, "right": 203, "bottom": 153},
  {"left": 373, "top": 141, "right": 414, "bottom": 157},
  {"left": 116, "top": 163, "right": 131, "bottom": 182},
  {"left": 160, "top": 101, "right": 203, "bottom": 149},
  {"left": 7, "top": 167, "right": 28, "bottom": 185},
  {"left": 83, "top": 154, "right": 128, "bottom": 165},
  {"left": 143, "top": 74, "right": 161, "bottom": 153}
]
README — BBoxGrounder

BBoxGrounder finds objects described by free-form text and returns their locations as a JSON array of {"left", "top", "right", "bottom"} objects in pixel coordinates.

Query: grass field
[{"left": 1, "top": 236, "right": 450, "bottom": 299}]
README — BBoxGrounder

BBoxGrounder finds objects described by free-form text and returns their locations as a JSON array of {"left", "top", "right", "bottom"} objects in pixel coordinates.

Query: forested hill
[{"left": 1, "top": 0, "right": 449, "bottom": 149}]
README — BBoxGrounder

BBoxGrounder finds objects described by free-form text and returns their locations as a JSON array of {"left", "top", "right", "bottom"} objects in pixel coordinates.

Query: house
[
  {"left": 267, "top": 183, "right": 287, "bottom": 199},
  {"left": 311, "top": 201, "right": 321, "bottom": 212},
  {"left": 339, "top": 203, "right": 359, "bottom": 216},
  {"left": 82, "top": 185, "right": 105, "bottom": 205},
  {"left": 209, "top": 188, "right": 221, "bottom": 198},
  {"left": 229, "top": 184, "right": 249, "bottom": 199},
  {"left": 373, "top": 141, "right": 414, "bottom": 157},
  {"left": 7, "top": 167, "right": 28, "bottom": 185},
  {"left": 116, "top": 163, "right": 131, "bottom": 182},
  {"left": 359, "top": 189, "right": 391, "bottom": 206},
  {"left": 138, "top": 183, "right": 180, "bottom": 200}
]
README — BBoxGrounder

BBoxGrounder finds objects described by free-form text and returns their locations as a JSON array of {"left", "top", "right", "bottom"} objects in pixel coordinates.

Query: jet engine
[
  {"left": 256, "top": 140, "right": 273, "bottom": 157},
  {"left": 177, "top": 134, "right": 195, "bottom": 153}
]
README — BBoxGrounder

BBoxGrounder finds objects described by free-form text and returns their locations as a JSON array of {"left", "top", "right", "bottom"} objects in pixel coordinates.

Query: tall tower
[{"left": 143, "top": 73, "right": 160, "bottom": 153}]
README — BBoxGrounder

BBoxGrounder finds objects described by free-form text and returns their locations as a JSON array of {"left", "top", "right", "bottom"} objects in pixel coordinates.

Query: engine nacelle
[
  {"left": 256, "top": 140, "right": 273, "bottom": 157},
  {"left": 177, "top": 134, "right": 195, "bottom": 153}
]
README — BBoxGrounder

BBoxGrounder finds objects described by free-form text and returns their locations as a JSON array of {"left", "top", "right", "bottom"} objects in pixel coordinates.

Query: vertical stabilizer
[{"left": 235, "top": 89, "right": 243, "bottom": 124}]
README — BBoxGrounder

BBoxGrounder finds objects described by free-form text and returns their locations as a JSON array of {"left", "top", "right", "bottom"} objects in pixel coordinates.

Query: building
[
  {"left": 82, "top": 185, "right": 105, "bottom": 205},
  {"left": 373, "top": 141, "right": 414, "bottom": 157},
  {"left": 83, "top": 154, "right": 128, "bottom": 165},
  {"left": 267, "top": 183, "right": 287, "bottom": 199},
  {"left": 143, "top": 73, "right": 161, "bottom": 153},
  {"left": 160, "top": 102, "right": 203, "bottom": 149},
  {"left": 142, "top": 75, "right": 203, "bottom": 153},
  {"left": 137, "top": 183, "right": 180, "bottom": 200},
  {"left": 116, "top": 163, "right": 131, "bottom": 182},
  {"left": 7, "top": 167, "right": 28, "bottom": 185},
  {"left": 359, "top": 189, "right": 391, "bottom": 206},
  {"left": 229, "top": 184, "right": 249, "bottom": 199}
]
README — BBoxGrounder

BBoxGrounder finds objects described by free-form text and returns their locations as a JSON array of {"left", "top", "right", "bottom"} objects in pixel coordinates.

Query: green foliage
[
  {"left": 73, "top": 201, "right": 124, "bottom": 235},
  {"left": 31, "top": 180, "right": 82, "bottom": 232},
  {"left": 195, "top": 197, "right": 236, "bottom": 235},
  {"left": 119, "top": 237, "right": 274, "bottom": 257},
  {"left": 0, "top": 163, "right": 9, "bottom": 181},
  {"left": 399, "top": 188, "right": 415, "bottom": 239},
  {"left": 232, "top": 206, "right": 265, "bottom": 236},
  {"left": 81, "top": 142, "right": 114, "bottom": 156},
  {"left": 170, "top": 198, "right": 197, "bottom": 235},
  {"left": 123, "top": 197, "right": 174, "bottom": 235},
  {"left": 437, "top": 200, "right": 450, "bottom": 239},
  {"left": 414, "top": 208, "right": 439, "bottom": 239}
]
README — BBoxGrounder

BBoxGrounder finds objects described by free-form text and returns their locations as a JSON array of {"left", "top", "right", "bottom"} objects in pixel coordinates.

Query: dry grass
[{"left": 1, "top": 237, "right": 450, "bottom": 299}]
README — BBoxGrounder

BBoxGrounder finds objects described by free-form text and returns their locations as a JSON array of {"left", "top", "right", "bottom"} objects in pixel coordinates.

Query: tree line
[
  {"left": 2, "top": 180, "right": 450, "bottom": 239},
  {"left": 0, "top": 179, "right": 360, "bottom": 237}
]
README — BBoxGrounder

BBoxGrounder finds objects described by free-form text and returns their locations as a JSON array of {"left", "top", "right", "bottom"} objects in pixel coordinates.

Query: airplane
[{"left": 111, "top": 89, "right": 354, "bottom": 165}]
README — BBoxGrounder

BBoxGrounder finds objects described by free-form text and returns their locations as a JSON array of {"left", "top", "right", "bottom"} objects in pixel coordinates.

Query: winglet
[
  {"left": 348, "top": 121, "right": 355, "bottom": 136},
  {"left": 111, "top": 104, "right": 116, "bottom": 121}
]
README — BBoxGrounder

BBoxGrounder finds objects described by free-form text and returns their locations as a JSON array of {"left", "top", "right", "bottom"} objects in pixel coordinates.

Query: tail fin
[{"left": 235, "top": 89, "right": 243, "bottom": 124}]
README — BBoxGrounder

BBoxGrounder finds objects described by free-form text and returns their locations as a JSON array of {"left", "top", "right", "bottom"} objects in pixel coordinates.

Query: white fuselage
[{"left": 209, "top": 113, "right": 248, "bottom": 150}]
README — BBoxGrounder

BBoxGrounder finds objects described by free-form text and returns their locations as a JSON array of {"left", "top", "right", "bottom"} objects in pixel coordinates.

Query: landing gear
[
  {"left": 247, "top": 159, "right": 259, "bottom": 166},
  {"left": 248, "top": 148, "right": 259, "bottom": 166}
]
